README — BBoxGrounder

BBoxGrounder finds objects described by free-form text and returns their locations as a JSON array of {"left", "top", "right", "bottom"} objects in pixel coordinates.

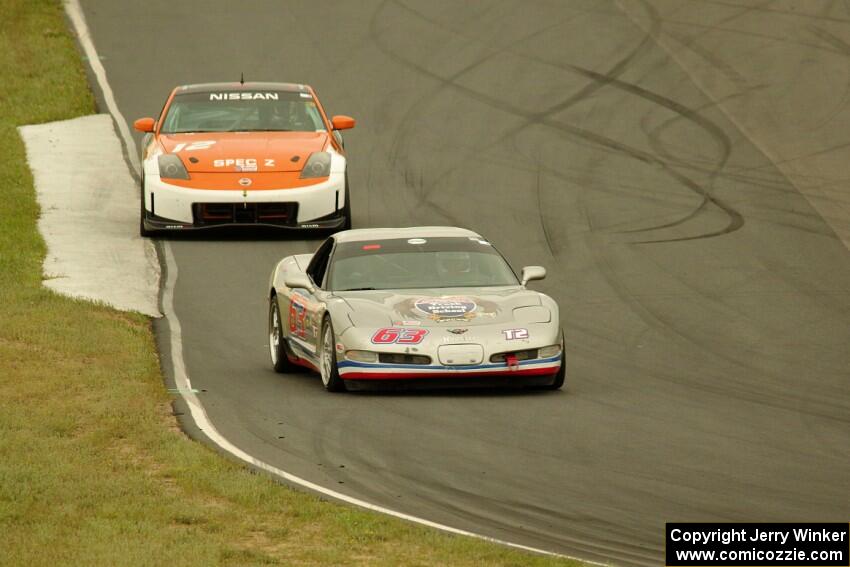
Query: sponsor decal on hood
[
  {"left": 386, "top": 296, "right": 504, "bottom": 324},
  {"left": 414, "top": 297, "right": 477, "bottom": 320},
  {"left": 340, "top": 289, "right": 536, "bottom": 328}
]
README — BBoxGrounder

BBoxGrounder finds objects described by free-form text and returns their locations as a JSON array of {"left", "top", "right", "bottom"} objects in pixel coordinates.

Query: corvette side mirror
[
  {"left": 133, "top": 117, "right": 155, "bottom": 133},
  {"left": 331, "top": 115, "right": 355, "bottom": 130},
  {"left": 284, "top": 272, "right": 316, "bottom": 293},
  {"left": 521, "top": 266, "right": 546, "bottom": 286}
]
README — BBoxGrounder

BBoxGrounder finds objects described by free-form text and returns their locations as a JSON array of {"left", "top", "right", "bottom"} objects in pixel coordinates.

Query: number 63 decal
[
  {"left": 288, "top": 300, "right": 308, "bottom": 338},
  {"left": 371, "top": 327, "right": 428, "bottom": 344}
]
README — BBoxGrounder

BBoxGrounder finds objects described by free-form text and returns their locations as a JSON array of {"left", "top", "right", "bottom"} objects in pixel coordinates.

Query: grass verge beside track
[{"left": 0, "top": 2, "right": 583, "bottom": 565}]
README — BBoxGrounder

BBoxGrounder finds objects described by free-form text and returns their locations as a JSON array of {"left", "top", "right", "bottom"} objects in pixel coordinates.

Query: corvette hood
[
  {"left": 336, "top": 288, "right": 548, "bottom": 328},
  {"left": 158, "top": 131, "right": 328, "bottom": 172}
]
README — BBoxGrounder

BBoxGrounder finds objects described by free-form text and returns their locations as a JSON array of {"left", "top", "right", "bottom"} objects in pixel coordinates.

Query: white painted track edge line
[
  {"left": 63, "top": 1, "right": 604, "bottom": 563},
  {"left": 65, "top": 0, "right": 139, "bottom": 176},
  {"left": 161, "top": 243, "right": 592, "bottom": 562}
]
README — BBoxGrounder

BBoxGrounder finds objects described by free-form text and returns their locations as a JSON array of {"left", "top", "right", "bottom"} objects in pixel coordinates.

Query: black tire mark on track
[
  {"left": 559, "top": 62, "right": 736, "bottom": 237},
  {"left": 801, "top": 26, "right": 850, "bottom": 131},
  {"left": 726, "top": 138, "right": 850, "bottom": 176},
  {"left": 370, "top": 0, "right": 661, "bottom": 244},
  {"left": 585, "top": 244, "right": 850, "bottom": 422},
  {"left": 648, "top": 18, "right": 850, "bottom": 59},
  {"left": 548, "top": 121, "right": 744, "bottom": 243},
  {"left": 373, "top": 0, "right": 587, "bottom": 228},
  {"left": 535, "top": 168, "right": 558, "bottom": 256},
  {"left": 372, "top": 0, "right": 746, "bottom": 244},
  {"left": 699, "top": 0, "right": 850, "bottom": 25}
]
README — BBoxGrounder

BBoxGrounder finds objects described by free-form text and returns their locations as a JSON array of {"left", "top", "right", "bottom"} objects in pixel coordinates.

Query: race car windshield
[
  {"left": 328, "top": 237, "right": 519, "bottom": 291},
  {"left": 159, "top": 91, "right": 326, "bottom": 133}
]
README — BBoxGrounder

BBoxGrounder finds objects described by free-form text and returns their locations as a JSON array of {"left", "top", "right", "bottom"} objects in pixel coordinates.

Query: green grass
[{"left": 0, "top": 1, "right": 584, "bottom": 566}]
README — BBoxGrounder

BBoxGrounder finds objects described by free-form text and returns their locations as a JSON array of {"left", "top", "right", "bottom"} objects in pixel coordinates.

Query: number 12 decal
[
  {"left": 171, "top": 140, "right": 217, "bottom": 152},
  {"left": 371, "top": 328, "right": 428, "bottom": 344},
  {"left": 502, "top": 328, "right": 529, "bottom": 340}
]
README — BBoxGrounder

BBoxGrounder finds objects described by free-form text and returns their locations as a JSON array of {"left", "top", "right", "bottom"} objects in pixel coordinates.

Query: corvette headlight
[
  {"left": 345, "top": 350, "right": 378, "bottom": 363},
  {"left": 158, "top": 154, "right": 190, "bottom": 180},
  {"left": 299, "top": 151, "right": 331, "bottom": 179},
  {"left": 538, "top": 344, "right": 561, "bottom": 358}
]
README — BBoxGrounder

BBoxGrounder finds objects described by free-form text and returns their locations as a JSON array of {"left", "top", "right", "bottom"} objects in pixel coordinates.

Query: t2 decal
[{"left": 502, "top": 328, "right": 529, "bottom": 340}]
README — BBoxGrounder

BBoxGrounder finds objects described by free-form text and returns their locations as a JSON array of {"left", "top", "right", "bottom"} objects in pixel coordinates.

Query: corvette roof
[
  {"left": 334, "top": 226, "right": 482, "bottom": 243},
  {"left": 175, "top": 82, "right": 309, "bottom": 94}
]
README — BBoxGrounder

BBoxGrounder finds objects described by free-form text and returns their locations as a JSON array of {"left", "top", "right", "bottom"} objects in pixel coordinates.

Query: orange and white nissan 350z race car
[{"left": 133, "top": 82, "right": 355, "bottom": 236}]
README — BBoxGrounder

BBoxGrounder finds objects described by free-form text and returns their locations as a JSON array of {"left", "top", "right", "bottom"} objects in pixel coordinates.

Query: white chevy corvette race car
[{"left": 267, "top": 227, "right": 565, "bottom": 391}]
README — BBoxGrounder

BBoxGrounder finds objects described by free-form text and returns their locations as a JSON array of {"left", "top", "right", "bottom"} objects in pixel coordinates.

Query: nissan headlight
[
  {"left": 158, "top": 154, "right": 190, "bottom": 180},
  {"left": 299, "top": 151, "right": 331, "bottom": 179}
]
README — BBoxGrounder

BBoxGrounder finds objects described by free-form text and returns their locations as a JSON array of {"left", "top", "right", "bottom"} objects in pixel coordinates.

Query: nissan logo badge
[{"left": 238, "top": 177, "right": 252, "bottom": 187}]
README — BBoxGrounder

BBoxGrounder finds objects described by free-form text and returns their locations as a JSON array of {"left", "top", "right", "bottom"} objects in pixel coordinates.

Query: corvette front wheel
[
  {"left": 269, "top": 296, "right": 299, "bottom": 373},
  {"left": 536, "top": 332, "right": 565, "bottom": 390},
  {"left": 319, "top": 317, "right": 346, "bottom": 392},
  {"left": 542, "top": 353, "right": 566, "bottom": 390}
]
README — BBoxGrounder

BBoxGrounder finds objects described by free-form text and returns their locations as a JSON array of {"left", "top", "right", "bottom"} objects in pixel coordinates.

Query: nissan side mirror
[
  {"left": 133, "top": 117, "right": 155, "bottom": 132},
  {"left": 331, "top": 115, "right": 355, "bottom": 130}
]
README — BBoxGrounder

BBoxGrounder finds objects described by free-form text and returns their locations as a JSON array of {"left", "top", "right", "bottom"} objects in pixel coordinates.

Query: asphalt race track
[{"left": 79, "top": 1, "right": 850, "bottom": 564}]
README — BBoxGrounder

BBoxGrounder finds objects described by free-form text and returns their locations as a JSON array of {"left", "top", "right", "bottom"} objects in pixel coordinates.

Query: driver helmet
[{"left": 437, "top": 251, "right": 472, "bottom": 277}]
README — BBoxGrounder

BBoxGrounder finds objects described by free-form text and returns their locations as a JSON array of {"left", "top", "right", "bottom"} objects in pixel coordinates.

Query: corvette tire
[
  {"left": 269, "top": 296, "right": 300, "bottom": 373},
  {"left": 535, "top": 331, "right": 565, "bottom": 390},
  {"left": 319, "top": 317, "right": 346, "bottom": 392},
  {"left": 542, "top": 353, "right": 566, "bottom": 390}
]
